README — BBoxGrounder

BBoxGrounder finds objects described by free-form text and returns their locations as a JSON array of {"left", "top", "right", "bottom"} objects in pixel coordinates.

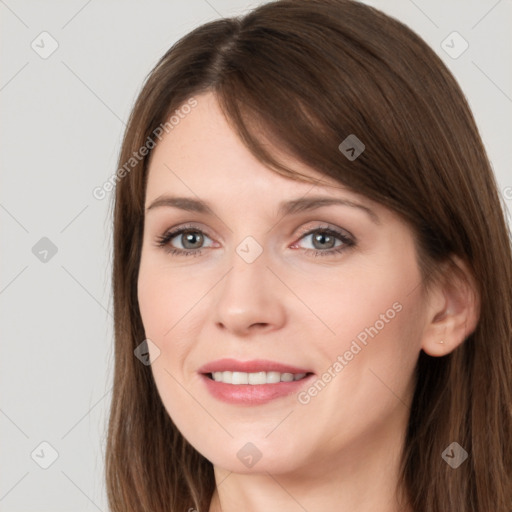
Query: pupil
[
  {"left": 183, "top": 231, "right": 203, "bottom": 249},
  {"left": 314, "top": 232, "right": 334, "bottom": 249}
]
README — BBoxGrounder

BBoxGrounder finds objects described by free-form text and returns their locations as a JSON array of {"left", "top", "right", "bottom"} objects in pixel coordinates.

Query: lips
[
  {"left": 197, "top": 358, "right": 315, "bottom": 405},
  {"left": 197, "top": 358, "right": 312, "bottom": 375}
]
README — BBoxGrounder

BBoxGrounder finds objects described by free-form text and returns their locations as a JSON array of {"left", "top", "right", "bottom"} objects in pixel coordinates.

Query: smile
[
  {"left": 208, "top": 371, "right": 308, "bottom": 384},
  {"left": 200, "top": 372, "right": 315, "bottom": 405}
]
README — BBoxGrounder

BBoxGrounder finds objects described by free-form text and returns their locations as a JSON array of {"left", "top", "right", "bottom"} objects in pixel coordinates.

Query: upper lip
[{"left": 198, "top": 358, "right": 313, "bottom": 374}]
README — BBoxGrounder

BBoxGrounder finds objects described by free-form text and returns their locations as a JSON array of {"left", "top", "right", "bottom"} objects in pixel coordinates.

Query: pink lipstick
[{"left": 198, "top": 358, "right": 314, "bottom": 405}]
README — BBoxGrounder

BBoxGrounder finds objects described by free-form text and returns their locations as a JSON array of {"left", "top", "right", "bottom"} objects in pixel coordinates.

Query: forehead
[{"left": 145, "top": 92, "right": 367, "bottom": 208}]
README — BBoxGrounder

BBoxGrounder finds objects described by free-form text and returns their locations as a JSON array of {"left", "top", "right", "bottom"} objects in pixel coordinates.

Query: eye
[
  {"left": 154, "top": 224, "right": 216, "bottom": 256},
  {"left": 291, "top": 225, "right": 355, "bottom": 257},
  {"left": 154, "top": 223, "right": 356, "bottom": 258}
]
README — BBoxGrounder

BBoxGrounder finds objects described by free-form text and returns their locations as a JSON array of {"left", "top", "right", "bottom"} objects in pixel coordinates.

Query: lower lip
[{"left": 200, "top": 373, "right": 315, "bottom": 405}]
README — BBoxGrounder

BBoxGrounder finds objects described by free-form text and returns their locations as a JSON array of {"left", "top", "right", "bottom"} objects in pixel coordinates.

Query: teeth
[{"left": 211, "top": 371, "right": 307, "bottom": 384}]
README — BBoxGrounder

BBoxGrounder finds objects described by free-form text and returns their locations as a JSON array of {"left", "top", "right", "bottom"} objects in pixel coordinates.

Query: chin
[
  {"left": 192, "top": 435, "right": 307, "bottom": 476},
  {"left": 211, "top": 453, "right": 300, "bottom": 475}
]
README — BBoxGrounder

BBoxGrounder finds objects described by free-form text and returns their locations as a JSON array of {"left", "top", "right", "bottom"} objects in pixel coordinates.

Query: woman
[{"left": 105, "top": 1, "right": 512, "bottom": 511}]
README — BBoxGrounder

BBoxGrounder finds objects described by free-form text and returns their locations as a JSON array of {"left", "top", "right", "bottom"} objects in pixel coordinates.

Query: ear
[{"left": 421, "top": 256, "right": 480, "bottom": 357}]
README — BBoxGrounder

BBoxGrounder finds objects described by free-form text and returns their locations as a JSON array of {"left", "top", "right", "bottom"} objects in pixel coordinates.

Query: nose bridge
[
  {"left": 234, "top": 234, "right": 266, "bottom": 267},
  {"left": 213, "top": 233, "right": 285, "bottom": 333},
  {"left": 223, "top": 234, "right": 269, "bottom": 298}
]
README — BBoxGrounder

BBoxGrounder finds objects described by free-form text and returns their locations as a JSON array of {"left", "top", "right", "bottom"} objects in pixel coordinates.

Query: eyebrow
[{"left": 145, "top": 195, "right": 380, "bottom": 224}]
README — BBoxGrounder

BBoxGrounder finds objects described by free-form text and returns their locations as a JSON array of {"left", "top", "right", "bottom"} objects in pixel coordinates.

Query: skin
[{"left": 137, "top": 91, "right": 479, "bottom": 512}]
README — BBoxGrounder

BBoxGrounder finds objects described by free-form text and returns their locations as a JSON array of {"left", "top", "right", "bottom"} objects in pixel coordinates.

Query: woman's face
[{"left": 137, "top": 91, "right": 429, "bottom": 476}]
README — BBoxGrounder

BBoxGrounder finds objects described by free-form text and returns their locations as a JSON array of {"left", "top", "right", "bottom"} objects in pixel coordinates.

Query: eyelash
[{"left": 154, "top": 223, "right": 355, "bottom": 258}]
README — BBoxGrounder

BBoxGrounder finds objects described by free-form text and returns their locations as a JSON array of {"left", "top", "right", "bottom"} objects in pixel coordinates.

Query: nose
[{"left": 212, "top": 246, "right": 286, "bottom": 337}]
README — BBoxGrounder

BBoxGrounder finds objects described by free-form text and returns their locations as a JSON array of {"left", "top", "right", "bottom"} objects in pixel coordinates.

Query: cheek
[
  {"left": 137, "top": 262, "right": 205, "bottom": 426},
  {"left": 314, "top": 287, "right": 423, "bottom": 424},
  {"left": 292, "top": 295, "right": 422, "bottom": 456},
  {"left": 137, "top": 258, "right": 201, "bottom": 341},
  {"left": 305, "top": 255, "right": 423, "bottom": 390},
  {"left": 137, "top": 266, "right": 167, "bottom": 340},
  {"left": 292, "top": 263, "right": 405, "bottom": 350},
  {"left": 137, "top": 256, "right": 215, "bottom": 397}
]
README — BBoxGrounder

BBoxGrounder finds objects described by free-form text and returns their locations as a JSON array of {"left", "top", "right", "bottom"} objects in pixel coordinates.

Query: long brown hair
[{"left": 105, "top": 1, "right": 512, "bottom": 510}]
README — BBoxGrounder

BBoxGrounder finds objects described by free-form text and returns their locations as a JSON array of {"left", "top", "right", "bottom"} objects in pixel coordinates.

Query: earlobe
[{"left": 420, "top": 256, "right": 480, "bottom": 357}]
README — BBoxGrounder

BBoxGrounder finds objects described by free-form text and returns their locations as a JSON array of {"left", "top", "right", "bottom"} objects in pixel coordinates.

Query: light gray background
[{"left": 1, "top": 0, "right": 511, "bottom": 510}]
